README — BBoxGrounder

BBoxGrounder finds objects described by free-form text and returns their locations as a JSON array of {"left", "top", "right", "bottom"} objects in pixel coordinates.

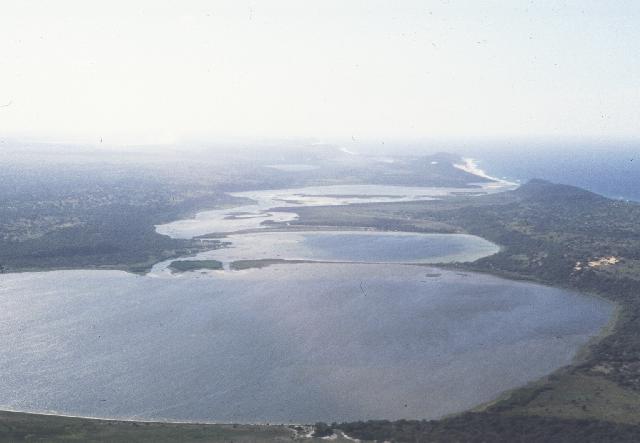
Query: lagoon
[
  {"left": 153, "top": 231, "right": 500, "bottom": 273},
  {"left": 0, "top": 182, "right": 613, "bottom": 423},
  {"left": 0, "top": 262, "right": 611, "bottom": 423}
]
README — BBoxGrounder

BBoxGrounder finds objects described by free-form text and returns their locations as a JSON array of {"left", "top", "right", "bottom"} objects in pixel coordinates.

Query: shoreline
[
  {"left": 467, "top": 293, "right": 622, "bottom": 415},
  {"left": 0, "top": 408, "right": 299, "bottom": 428},
  {"left": 1, "top": 179, "right": 633, "bottom": 438},
  {"left": 0, "top": 259, "right": 617, "bottom": 428},
  {"left": 0, "top": 218, "right": 618, "bottom": 429}
]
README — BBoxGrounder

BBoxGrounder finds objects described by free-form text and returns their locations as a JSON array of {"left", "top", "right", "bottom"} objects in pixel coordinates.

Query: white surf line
[
  {"left": 338, "top": 430, "right": 361, "bottom": 442},
  {"left": 340, "top": 147, "right": 357, "bottom": 155},
  {"left": 0, "top": 406, "right": 301, "bottom": 427},
  {"left": 454, "top": 158, "right": 519, "bottom": 186}
]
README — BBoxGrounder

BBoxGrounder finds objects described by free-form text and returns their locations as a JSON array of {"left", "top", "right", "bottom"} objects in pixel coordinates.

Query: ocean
[{"left": 474, "top": 143, "right": 640, "bottom": 201}]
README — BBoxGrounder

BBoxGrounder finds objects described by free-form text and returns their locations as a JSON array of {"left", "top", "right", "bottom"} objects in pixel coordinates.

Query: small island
[{"left": 168, "top": 260, "right": 223, "bottom": 273}]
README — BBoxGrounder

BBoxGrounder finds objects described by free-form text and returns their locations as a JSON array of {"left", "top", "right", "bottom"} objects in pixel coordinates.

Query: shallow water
[
  {"left": 0, "top": 264, "right": 611, "bottom": 423},
  {"left": 153, "top": 231, "right": 500, "bottom": 272},
  {"left": 155, "top": 183, "right": 511, "bottom": 238}
]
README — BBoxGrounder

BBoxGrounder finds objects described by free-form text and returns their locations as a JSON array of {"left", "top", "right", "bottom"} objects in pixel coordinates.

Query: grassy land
[
  {"left": 169, "top": 260, "right": 224, "bottom": 273},
  {"left": 0, "top": 188, "right": 238, "bottom": 275},
  {"left": 500, "top": 373, "right": 640, "bottom": 424},
  {"left": 0, "top": 156, "right": 260, "bottom": 275},
  {"left": 0, "top": 410, "right": 369, "bottom": 443},
  {"left": 230, "top": 259, "right": 311, "bottom": 270},
  {"left": 0, "top": 410, "right": 296, "bottom": 443}
]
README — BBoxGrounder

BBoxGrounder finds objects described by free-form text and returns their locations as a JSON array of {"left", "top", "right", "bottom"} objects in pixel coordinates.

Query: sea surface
[{"left": 475, "top": 145, "right": 640, "bottom": 201}]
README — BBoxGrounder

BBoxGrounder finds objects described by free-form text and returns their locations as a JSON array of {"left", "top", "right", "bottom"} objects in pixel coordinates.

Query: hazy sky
[{"left": 1, "top": 1, "right": 639, "bottom": 144}]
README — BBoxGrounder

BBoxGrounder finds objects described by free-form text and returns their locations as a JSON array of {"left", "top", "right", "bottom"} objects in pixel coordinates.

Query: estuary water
[
  {"left": 155, "top": 183, "right": 509, "bottom": 238},
  {"left": 151, "top": 231, "right": 500, "bottom": 273},
  {"left": 0, "top": 264, "right": 611, "bottom": 423},
  {"left": 0, "top": 183, "right": 613, "bottom": 423}
]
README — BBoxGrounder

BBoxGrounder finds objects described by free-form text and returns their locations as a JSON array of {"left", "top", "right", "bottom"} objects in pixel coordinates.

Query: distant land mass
[
  {"left": 0, "top": 151, "right": 488, "bottom": 274},
  {"left": 476, "top": 145, "right": 640, "bottom": 202}
]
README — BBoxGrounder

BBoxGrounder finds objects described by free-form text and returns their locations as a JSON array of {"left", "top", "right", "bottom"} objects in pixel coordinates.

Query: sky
[{"left": 1, "top": 0, "right": 640, "bottom": 145}]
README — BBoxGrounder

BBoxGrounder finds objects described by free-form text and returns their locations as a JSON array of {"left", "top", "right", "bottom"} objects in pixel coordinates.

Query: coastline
[
  {"left": 3, "top": 178, "right": 640, "bottom": 441},
  {"left": 467, "top": 293, "right": 622, "bottom": 415},
  {"left": 0, "top": 407, "right": 297, "bottom": 427},
  {"left": 0, "top": 258, "right": 618, "bottom": 429}
]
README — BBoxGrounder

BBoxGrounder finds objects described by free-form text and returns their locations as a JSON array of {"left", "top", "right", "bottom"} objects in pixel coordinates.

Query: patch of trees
[
  {"left": 338, "top": 413, "right": 640, "bottom": 442},
  {"left": 312, "top": 422, "right": 334, "bottom": 438}
]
